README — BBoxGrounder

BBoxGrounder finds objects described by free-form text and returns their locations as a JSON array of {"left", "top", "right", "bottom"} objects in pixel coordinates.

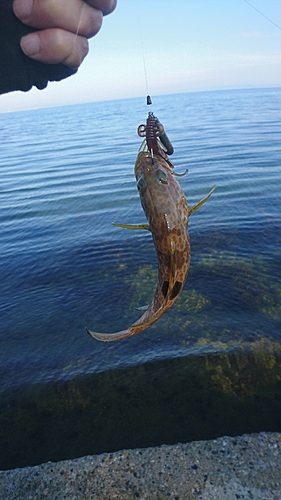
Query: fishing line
[
  {"left": 72, "top": 3, "right": 85, "bottom": 50},
  {"left": 139, "top": 33, "right": 149, "bottom": 99},
  {"left": 243, "top": 0, "right": 281, "bottom": 31},
  {"left": 138, "top": 27, "right": 152, "bottom": 105},
  {"left": 136, "top": 5, "right": 152, "bottom": 106}
]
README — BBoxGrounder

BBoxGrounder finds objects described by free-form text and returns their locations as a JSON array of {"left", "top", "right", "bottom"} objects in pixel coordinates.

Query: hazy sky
[{"left": 1, "top": 0, "right": 281, "bottom": 112}]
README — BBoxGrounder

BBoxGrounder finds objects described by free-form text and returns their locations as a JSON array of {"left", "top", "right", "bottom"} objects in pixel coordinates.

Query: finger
[
  {"left": 86, "top": 0, "right": 117, "bottom": 16},
  {"left": 13, "top": 0, "right": 103, "bottom": 38},
  {"left": 20, "top": 29, "right": 89, "bottom": 69}
]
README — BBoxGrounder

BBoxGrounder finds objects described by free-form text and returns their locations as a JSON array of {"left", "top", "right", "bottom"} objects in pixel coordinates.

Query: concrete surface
[{"left": 0, "top": 432, "right": 280, "bottom": 499}]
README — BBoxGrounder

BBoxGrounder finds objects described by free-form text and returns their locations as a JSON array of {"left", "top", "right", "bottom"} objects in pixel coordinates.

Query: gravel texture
[{"left": 0, "top": 432, "right": 280, "bottom": 500}]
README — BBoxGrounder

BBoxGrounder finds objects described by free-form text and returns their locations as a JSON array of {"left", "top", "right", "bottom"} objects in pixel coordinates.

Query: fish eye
[
  {"left": 137, "top": 177, "right": 147, "bottom": 194},
  {"left": 155, "top": 169, "right": 168, "bottom": 185}
]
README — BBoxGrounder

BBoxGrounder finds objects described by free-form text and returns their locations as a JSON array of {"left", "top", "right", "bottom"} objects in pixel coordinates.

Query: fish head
[
  {"left": 134, "top": 151, "right": 174, "bottom": 196},
  {"left": 134, "top": 151, "right": 188, "bottom": 230}
]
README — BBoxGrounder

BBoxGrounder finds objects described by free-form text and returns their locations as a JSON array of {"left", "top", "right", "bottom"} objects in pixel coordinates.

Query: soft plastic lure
[{"left": 86, "top": 112, "right": 215, "bottom": 341}]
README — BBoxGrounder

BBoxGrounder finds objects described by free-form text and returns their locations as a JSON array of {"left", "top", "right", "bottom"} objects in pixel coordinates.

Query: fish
[{"left": 86, "top": 112, "right": 215, "bottom": 342}]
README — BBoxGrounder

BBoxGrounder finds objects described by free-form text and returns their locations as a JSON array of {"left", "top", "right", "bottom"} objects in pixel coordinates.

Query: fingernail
[
  {"left": 20, "top": 33, "right": 41, "bottom": 57},
  {"left": 13, "top": 0, "right": 33, "bottom": 19}
]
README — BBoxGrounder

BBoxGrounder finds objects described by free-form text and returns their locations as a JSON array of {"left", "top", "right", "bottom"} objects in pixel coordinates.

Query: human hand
[{"left": 13, "top": 0, "right": 117, "bottom": 69}]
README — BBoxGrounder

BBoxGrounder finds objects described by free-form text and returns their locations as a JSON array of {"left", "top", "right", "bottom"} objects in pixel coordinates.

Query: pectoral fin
[
  {"left": 188, "top": 185, "right": 216, "bottom": 217},
  {"left": 112, "top": 222, "right": 150, "bottom": 231}
]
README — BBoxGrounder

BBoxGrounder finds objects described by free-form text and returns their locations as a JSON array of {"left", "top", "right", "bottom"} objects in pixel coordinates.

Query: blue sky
[{"left": 1, "top": 0, "right": 281, "bottom": 112}]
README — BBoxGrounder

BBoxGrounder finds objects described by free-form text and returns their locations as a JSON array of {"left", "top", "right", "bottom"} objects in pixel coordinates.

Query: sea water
[{"left": 0, "top": 88, "right": 280, "bottom": 394}]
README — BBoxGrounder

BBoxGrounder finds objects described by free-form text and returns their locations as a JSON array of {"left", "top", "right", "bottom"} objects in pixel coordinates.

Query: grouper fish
[{"left": 86, "top": 112, "right": 215, "bottom": 341}]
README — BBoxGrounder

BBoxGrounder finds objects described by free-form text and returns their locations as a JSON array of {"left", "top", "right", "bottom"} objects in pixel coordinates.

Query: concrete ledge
[{"left": 0, "top": 432, "right": 280, "bottom": 499}]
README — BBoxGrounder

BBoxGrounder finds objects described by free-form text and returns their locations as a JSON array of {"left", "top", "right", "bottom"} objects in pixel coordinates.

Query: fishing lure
[{"left": 86, "top": 112, "right": 215, "bottom": 342}]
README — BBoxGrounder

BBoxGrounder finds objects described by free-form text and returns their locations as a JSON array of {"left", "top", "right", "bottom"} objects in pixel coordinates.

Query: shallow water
[
  {"left": 0, "top": 88, "right": 281, "bottom": 394},
  {"left": 1, "top": 341, "right": 281, "bottom": 469}
]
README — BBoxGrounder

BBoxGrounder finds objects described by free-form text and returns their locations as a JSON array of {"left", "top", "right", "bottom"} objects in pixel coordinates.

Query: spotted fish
[{"left": 86, "top": 112, "right": 215, "bottom": 342}]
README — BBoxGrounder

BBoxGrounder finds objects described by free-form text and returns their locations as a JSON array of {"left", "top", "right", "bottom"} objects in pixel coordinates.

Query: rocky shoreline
[{"left": 0, "top": 432, "right": 281, "bottom": 499}]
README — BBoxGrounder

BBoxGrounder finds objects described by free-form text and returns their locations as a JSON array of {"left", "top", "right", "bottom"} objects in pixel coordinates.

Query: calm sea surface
[{"left": 0, "top": 88, "right": 281, "bottom": 393}]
